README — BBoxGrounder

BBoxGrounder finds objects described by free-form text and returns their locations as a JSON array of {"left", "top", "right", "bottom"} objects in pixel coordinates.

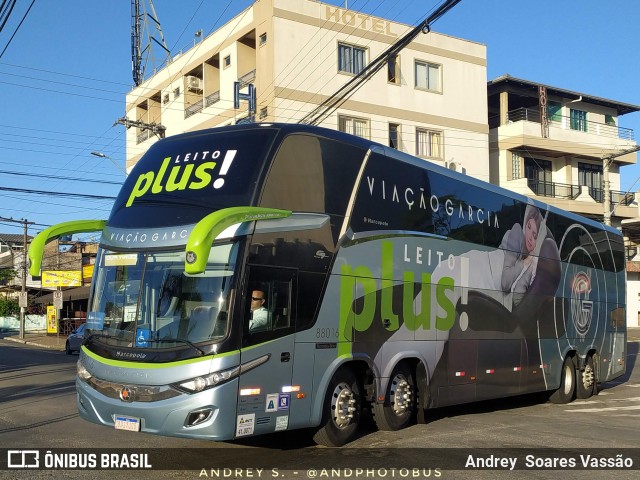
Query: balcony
[
  {"left": 237, "top": 69, "right": 256, "bottom": 88},
  {"left": 527, "top": 179, "right": 635, "bottom": 206},
  {"left": 490, "top": 108, "right": 637, "bottom": 162},
  {"left": 185, "top": 100, "right": 204, "bottom": 119},
  {"left": 500, "top": 108, "right": 634, "bottom": 141},
  {"left": 136, "top": 129, "right": 152, "bottom": 144},
  {"left": 205, "top": 90, "right": 220, "bottom": 107}
]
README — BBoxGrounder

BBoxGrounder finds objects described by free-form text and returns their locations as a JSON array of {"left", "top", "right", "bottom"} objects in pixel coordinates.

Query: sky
[{"left": 0, "top": 0, "right": 638, "bottom": 239}]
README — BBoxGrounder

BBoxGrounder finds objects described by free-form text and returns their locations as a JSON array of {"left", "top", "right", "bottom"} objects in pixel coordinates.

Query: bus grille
[{"left": 86, "top": 377, "right": 182, "bottom": 402}]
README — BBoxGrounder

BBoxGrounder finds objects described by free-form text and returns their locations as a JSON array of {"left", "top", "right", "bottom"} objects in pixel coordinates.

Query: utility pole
[
  {"left": 114, "top": 116, "right": 166, "bottom": 139},
  {"left": 20, "top": 219, "right": 29, "bottom": 339},
  {"left": 0, "top": 216, "right": 35, "bottom": 339},
  {"left": 603, "top": 145, "right": 640, "bottom": 226}
]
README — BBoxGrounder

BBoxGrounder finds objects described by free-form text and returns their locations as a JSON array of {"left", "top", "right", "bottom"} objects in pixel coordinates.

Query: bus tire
[
  {"left": 576, "top": 354, "right": 597, "bottom": 399},
  {"left": 549, "top": 355, "right": 576, "bottom": 404},
  {"left": 373, "top": 362, "right": 416, "bottom": 431},
  {"left": 312, "top": 368, "right": 361, "bottom": 447}
]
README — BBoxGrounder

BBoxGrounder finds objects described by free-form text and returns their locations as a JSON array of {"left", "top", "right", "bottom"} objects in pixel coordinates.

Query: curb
[{"left": 1, "top": 336, "right": 66, "bottom": 351}]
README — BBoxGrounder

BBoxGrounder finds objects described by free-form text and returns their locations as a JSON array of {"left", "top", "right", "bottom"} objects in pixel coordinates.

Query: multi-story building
[
  {"left": 487, "top": 75, "right": 639, "bottom": 223},
  {"left": 487, "top": 75, "right": 640, "bottom": 327},
  {"left": 124, "top": 1, "right": 640, "bottom": 326},
  {"left": 125, "top": 0, "right": 489, "bottom": 179},
  {"left": 0, "top": 233, "right": 37, "bottom": 292}
]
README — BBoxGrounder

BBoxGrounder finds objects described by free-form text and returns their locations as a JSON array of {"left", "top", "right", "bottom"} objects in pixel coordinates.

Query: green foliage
[
  {"left": 0, "top": 297, "right": 19, "bottom": 316},
  {"left": 0, "top": 268, "right": 16, "bottom": 285}
]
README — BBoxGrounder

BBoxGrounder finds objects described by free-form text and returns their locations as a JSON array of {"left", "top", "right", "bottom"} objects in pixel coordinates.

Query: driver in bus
[{"left": 249, "top": 289, "right": 269, "bottom": 332}]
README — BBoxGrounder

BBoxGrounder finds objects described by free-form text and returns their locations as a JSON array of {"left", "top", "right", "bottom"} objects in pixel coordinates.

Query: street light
[{"left": 90, "top": 151, "right": 127, "bottom": 174}]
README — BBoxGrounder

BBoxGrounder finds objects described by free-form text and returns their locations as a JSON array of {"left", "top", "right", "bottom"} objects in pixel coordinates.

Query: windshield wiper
[{"left": 144, "top": 338, "right": 205, "bottom": 356}]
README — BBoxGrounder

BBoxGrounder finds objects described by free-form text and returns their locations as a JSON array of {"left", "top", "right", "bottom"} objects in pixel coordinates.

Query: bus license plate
[{"left": 114, "top": 415, "right": 141, "bottom": 432}]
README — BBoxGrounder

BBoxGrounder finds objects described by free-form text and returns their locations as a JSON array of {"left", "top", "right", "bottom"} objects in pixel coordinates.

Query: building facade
[
  {"left": 487, "top": 75, "right": 640, "bottom": 327},
  {"left": 125, "top": 0, "right": 489, "bottom": 180},
  {"left": 123, "top": 1, "right": 640, "bottom": 326}
]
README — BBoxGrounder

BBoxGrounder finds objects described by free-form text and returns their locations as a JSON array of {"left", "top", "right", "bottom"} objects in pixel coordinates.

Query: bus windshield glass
[{"left": 85, "top": 243, "right": 239, "bottom": 349}]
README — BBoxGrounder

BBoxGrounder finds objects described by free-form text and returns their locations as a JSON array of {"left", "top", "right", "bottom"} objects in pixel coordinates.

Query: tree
[
  {"left": 0, "top": 268, "right": 16, "bottom": 286},
  {"left": 0, "top": 296, "right": 19, "bottom": 316}
]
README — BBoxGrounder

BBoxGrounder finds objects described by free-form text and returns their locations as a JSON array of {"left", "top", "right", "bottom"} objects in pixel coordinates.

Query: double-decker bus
[{"left": 29, "top": 123, "right": 626, "bottom": 446}]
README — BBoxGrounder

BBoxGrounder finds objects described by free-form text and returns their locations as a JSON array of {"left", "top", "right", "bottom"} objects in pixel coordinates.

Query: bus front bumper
[{"left": 76, "top": 377, "right": 239, "bottom": 440}]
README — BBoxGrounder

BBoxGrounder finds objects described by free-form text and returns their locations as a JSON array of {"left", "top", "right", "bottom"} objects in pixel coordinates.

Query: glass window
[
  {"left": 338, "top": 43, "right": 366, "bottom": 75},
  {"left": 547, "top": 102, "right": 562, "bottom": 122},
  {"left": 578, "top": 162, "right": 603, "bottom": 202},
  {"left": 243, "top": 266, "right": 296, "bottom": 347},
  {"left": 86, "top": 244, "right": 239, "bottom": 353},
  {"left": 524, "top": 157, "right": 552, "bottom": 196},
  {"left": 511, "top": 152, "right": 521, "bottom": 180},
  {"left": 388, "top": 55, "right": 400, "bottom": 84},
  {"left": 416, "top": 128, "right": 442, "bottom": 159},
  {"left": 570, "top": 109, "right": 588, "bottom": 132},
  {"left": 414, "top": 61, "right": 441, "bottom": 92},
  {"left": 389, "top": 123, "right": 400, "bottom": 149},
  {"left": 339, "top": 115, "right": 369, "bottom": 139}
]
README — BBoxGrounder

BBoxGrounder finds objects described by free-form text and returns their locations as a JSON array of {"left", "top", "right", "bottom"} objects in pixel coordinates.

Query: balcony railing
[
  {"left": 527, "top": 179, "right": 636, "bottom": 205},
  {"left": 237, "top": 69, "right": 256, "bottom": 87},
  {"left": 136, "top": 129, "right": 152, "bottom": 144},
  {"left": 491, "top": 107, "right": 634, "bottom": 141},
  {"left": 527, "top": 180, "right": 581, "bottom": 200},
  {"left": 185, "top": 100, "right": 204, "bottom": 119},
  {"left": 205, "top": 90, "right": 220, "bottom": 107}
]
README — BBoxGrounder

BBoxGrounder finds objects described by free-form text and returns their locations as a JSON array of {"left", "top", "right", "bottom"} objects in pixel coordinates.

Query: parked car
[{"left": 65, "top": 323, "right": 85, "bottom": 355}]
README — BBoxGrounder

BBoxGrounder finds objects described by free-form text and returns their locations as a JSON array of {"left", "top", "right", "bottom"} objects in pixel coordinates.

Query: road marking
[{"left": 565, "top": 405, "right": 640, "bottom": 413}]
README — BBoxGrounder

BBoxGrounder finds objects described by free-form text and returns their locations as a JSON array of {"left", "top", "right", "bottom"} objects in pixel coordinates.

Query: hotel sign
[{"left": 325, "top": 6, "right": 398, "bottom": 36}]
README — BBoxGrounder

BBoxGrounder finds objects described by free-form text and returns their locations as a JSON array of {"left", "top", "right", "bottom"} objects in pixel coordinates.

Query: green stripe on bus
[{"left": 81, "top": 346, "right": 238, "bottom": 369}]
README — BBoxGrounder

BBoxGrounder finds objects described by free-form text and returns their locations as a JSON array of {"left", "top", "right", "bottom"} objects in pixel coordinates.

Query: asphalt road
[{"left": 0, "top": 333, "right": 638, "bottom": 480}]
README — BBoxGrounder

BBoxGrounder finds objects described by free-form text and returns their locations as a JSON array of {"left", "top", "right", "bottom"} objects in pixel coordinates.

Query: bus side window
[{"left": 244, "top": 267, "right": 295, "bottom": 344}]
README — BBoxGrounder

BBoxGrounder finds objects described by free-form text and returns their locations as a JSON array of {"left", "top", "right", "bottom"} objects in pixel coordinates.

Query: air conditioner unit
[
  {"left": 447, "top": 161, "right": 467, "bottom": 175},
  {"left": 186, "top": 76, "right": 203, "bottom": 93}
]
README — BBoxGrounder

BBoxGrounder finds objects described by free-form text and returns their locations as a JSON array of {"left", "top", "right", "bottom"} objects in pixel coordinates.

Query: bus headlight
[
  {"left": 77, "top": 360, "right": 92, "bottom": 381},
  {"left": 175, "top": 366, "right": 240, "bottom": 393}
]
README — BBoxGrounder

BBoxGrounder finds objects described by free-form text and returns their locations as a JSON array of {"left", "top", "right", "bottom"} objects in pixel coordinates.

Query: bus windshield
[{"left": 86, "top": 243, "right": 239, "bottom": 349}]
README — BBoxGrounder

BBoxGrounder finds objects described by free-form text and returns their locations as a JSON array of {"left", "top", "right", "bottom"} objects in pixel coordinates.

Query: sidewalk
[
  {"left": 0, "top": 330, "right": 68, "bottom": 351},
  {"left": 2, "top": 327, "right": 640, "bottom": 352}
]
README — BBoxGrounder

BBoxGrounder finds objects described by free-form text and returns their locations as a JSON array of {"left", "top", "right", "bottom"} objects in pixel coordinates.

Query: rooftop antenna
[{"left": 131, "top": 0, "right": 171, "bottom": 86}]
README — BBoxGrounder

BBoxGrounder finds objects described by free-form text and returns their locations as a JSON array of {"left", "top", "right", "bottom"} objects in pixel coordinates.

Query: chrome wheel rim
[
  {"left": 331, "top": 382, "right": 356, "bottom": 429},
  {"left": 389, "top": 374, "right": 412, "bottom": 416}
]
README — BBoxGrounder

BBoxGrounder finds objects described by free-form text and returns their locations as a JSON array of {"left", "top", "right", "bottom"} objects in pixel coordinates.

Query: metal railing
[
  {"left": 527, "top": 180, "right": 581, "bottom": 200},
  {"left": 205, "top": 90, "right": 220, "bottom": 107},
  {"left": 491, "top": 108, "right": 635, "bottom": 140},
  {"left": 610, "top": 190, "right": 635, "bottom": 206},
  {"left": 237, "top": 69, "right": 256, "bottom": 87},
  {"left": 527, "top": 179, "right": 636, "bottom": 205},
  {"left": 136, "top": 129, "right": 152, "bottom": 144},
  {"left": 185, "top": 100, "right": 204, "bottom": 119}
]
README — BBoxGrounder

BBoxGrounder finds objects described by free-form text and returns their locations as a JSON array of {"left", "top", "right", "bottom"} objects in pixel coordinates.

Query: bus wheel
[
  {"left": 312, "top": 368, "right": 361, "bottom": 446},
  {"left": 373, "top": 363, "right": 416, "bottom": 431},
  {"left": 549, "top": 356, "right": 576, "bottom": 404},
  {"left": 576, "top": 354, "right": 597, "bottom": 399}
]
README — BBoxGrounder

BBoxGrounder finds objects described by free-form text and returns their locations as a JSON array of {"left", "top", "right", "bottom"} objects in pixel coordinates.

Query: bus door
[
  {"left": 236, "top": 266, "right": 297, "bottom": 439},
  {"left": 609, "top": 306, "right": 626, "bottom": 378}
]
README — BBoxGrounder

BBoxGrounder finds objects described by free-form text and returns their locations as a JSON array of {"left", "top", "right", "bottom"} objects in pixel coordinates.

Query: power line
[
  {"left": 0, "top": 0, "right": 35, "bottom": 59},
  {"left": 0, "top": 168, "right": 123, "bottom": 186},
  {"left": 0, "top": 186, "right": 116, "bottom": 201}
]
